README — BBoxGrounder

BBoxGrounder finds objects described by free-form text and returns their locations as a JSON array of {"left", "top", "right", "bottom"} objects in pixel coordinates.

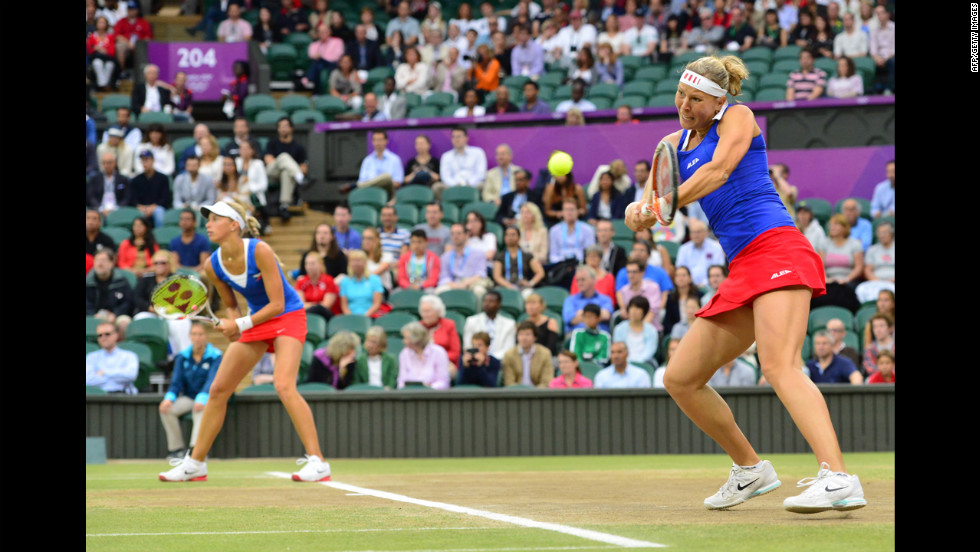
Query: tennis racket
[
  {"left": 650, "top": 139, "right": 680, "bottom": 225},
  {"left": 150, "top": 274, "right": 221, "bottom": 325}
]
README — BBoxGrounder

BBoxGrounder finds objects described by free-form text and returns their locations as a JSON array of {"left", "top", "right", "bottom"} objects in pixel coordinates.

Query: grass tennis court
[{"left": 86, "top": 452, "right": 894, "bottom": 552}]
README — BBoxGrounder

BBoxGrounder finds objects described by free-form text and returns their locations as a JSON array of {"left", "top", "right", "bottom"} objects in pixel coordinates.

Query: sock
[
  {"left": 185, "top": 455, "right": 204, "bottom": 468},
  {"left": 738, "top": 460, "right": 765, "bottom": 471},
  {"left": 294, "top": 171, "right": 305, "bottom": 185}
]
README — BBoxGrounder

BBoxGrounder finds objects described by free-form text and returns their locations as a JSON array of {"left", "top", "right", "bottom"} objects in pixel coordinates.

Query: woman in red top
[
  {"left": 295, "top": 251, "right": 339, "bottom": 320},
  {"left": 548, "top": 350, "right": 594, "bottom": 389},
  {"left": 418, "top": 294, "right": 461, "bottom": 368},
  {"left": 866, "top": 350, "right": 894, "bottom": 384},
  {"left": 87, "top": 16, "right": 118, "bottom": 90},
  {"left": 117, "top": 216, "right": 160, "bottom": 277}
]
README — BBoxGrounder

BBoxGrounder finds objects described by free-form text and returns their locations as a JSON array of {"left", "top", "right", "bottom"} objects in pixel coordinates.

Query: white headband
[
  {"left": 679, "top": 69, "right": 728, "bottom": 98},
  {"left": 201, "top": 201, "right": 246, "bottom": 235}
]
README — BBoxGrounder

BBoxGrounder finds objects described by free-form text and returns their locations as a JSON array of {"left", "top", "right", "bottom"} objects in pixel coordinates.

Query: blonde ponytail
[{"left": 686, "top": 55, "right": 751, "bottom": 101}]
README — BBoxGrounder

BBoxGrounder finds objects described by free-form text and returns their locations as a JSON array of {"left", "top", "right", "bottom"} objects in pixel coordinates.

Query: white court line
[
  {"left": 86, "top": 527, "right": 486, "bottom": 538},
  {"left": 266, "top": 472, "right": 666, "bottom": 549}
]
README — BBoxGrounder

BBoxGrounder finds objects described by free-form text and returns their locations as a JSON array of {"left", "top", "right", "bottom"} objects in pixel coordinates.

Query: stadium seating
[
  {"left": 439, "top": 289, "right": 480, "bottom": 317},
  {"left": 388, "top": 289, "right": 425, "bottom": 315},
  {"left": 395, "top": 185, "right": 434, "bottom": 209},
  {"left": 461, "top": 201, "right": 498, "bottom": 222},
  {"left": 101, "top": 94, "right": 131, "bottom": 114},
  {"left": 394, "top": 204, "right": 419, "bottom": 225},
  {"left": 578, "top": 360, "right": 602, "bottom": 381},
  {"left": 328, "top": 314, "right": 371, "bottom": 339},
  {"left": 797, "top": 198, "right": 833, "bottom": 225},
  {"left": 291, "top": 109, "right": 326, "bottom": 124},
  {"left": 375, "top": 311, "right": 420, "bottom": 337},
  {"left": 106, "top": 206, "right": 143, "bottom": 228},
  {"left": 442, "top": 186, "right": 480, "bottom": 209},
  {"left": 312, "top": 95, "right": 349, "bottom": 119},
  {"left": 306, "top": 313, "right": 328, "bottom": 347},
  {"left": 279, "top": 94, "right": 313, "bottom": 115},
  {"left": 349, "top": 187, "right": 388, "bottom": 210},
  {"left": 255, "top": 109, "right": 290, "bottom": 124},
  {"left": 153, "top": 226, "right": 182, "bottom": 249},
  {"left": 243, "top": 94, "right": 278, "bottom": 121},
  {"left": 808, "top": 306, "right": 855, "bottom": 336},
  {"left": 534, "top": 286, "right": 569, "bottom": 314},
  {"left": 125, "top": 318, "right": 170, "bottom": 364}
]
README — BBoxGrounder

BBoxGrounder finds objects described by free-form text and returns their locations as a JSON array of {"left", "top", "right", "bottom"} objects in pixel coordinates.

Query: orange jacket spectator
[
  {"left": 117, "top": 239, "right": 160, "bottom": 272},
  {"left": 468, "top": 51, "right": 501, "bottom": 93}
]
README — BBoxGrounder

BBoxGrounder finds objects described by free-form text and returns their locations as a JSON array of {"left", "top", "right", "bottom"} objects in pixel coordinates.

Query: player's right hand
[{"left": 217, "top": 318, "right": 240, "bottom": 340}]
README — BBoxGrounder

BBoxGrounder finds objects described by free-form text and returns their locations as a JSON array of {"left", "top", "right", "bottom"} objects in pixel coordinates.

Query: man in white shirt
[
  {"left": 436, "top": 127, "right": 488, "bottom": 200},
  {"left": 554, "top": 79, "right": 597, "bottom": 114},
  {"left": 675, "top": 219, "right": 726, "bottom": 287},
  {"left": 132, "top": 64, "right": 171, "bottom": 115},
  {"left": 593, "top": 342, "right": 652, "bottom": 389},
  {"left": 463, "top": 289, "right": 517, "bottom": 361},
  {"left": 557, "top": 11, "right": 597, "bottom": 67},
  {"left": 621, "top": 20, "right": 658, "bottom": 58},
  {"left": 833, "top": 13, "right": 868, "bottom": 59}
]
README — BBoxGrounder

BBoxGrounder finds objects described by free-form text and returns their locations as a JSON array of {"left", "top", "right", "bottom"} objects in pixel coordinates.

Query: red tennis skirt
[
  {"left": 238, "top": 309, "right": 307, "bottom": 352},
  {"left": 697, "top": 226, "right": 826, "bottom": 319}
]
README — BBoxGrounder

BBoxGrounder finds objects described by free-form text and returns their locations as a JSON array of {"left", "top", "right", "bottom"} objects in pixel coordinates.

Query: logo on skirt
[{"left": 770, "top": 270, "right": 793, "bottom": 279}]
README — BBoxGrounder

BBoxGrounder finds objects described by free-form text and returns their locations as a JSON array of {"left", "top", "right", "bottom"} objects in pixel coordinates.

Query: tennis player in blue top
[
  {"left": 627, "top": 56, "right": 867, "bottom": 514},
  {"left": 160, "top": 199, "right": 331, "bottom": 483}
]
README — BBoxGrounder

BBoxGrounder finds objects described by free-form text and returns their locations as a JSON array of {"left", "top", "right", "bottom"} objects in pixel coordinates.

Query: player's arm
[
  {"left": 203, "top": 258, "right": 243, "bottom": 340},
  {"left": 676, "top": 104, "right": 757, "bottom": 207}
]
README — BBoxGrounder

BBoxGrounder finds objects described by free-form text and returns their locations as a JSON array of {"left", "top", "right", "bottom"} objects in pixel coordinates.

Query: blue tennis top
[
  {"left": 675, "top": 106, "right": 794, "bottom": 261},
  {"left": 210, "top": 238, "right": 304, "bottom": 318}
]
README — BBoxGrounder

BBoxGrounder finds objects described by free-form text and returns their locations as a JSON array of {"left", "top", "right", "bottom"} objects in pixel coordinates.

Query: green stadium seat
[
  {"left": 86, "top": 385, "right": 108, "bottom": 395},
  {"left": 171, "top": 136, "right": 197, "bottom": 158},
  {"left": 284, "top": 33, "right": 312, "bottom": 72},
  {"left": 350, "top": 204, "right": 380, "bottom": 226},
  {"left": 101, "top": 226, "right": 131, "bottom": 245},
  {"left": 669, "top": 51, "right": 702, "bottom": 71},
  {"left": 801, "top": 333, "right": 812, "bottom": 361},
  {"left": 495, "top": 287, "right": 524, "bottom": 319},
  {"left": 633, "top": 64, "right": 669, "bottom": 82},
  {"left": 537, "top": 71, "right": 565, "bottom": 88},
  {"left": 163, "top": 208, "right": 204, "bottom": 227},
  {"left": 394, "top": 204, "right": 419, "bottom": 225},
  {"left": 117, "top": 340, "right": 155, "bottom": 391},
  {"left": 395, "top": 185, "right": 434, "bottom": 209},
  {"left": 854, "top": 304, "right": 879, "bottom": 338},
  {"left": 255, "top": 109, "right": 290, "bottom": 124},
  {"left": 618, "top": 95, "right": 647, "bottom": 109},
  {"left": 588, "top": 83, "right": 620, "bottom": 101},
  {"left": 485, "top": 221, "right": 503, "bottom": 249},
  {"left": 153, "top": 226, "right": 182, "bottom": 249},
  {"left": 139, "top": 111, "right": 173, "bottom": 124},
  {"left": 438, "top": 289, "right": 480, "bottom": 317},
  {"left": 442, "top": 186, "right": 479, "bottom": 208},
  {"left": 517, "top": 309, "right": 564, "bottom": 340},
  {"left": 243, "top": 94, "right": 278, "bottom": 122},
  {"left": 402, "top": 92, "right": 423, "bottom": 109},
  {"left": 306, "top": 313, "right": 328, "bottom": 347},
  {"left": 771, "top": 59, "right": 801, "bottom": 74},
  {"left": 297, "top": 382, "right": 337, "bottom": 393},
  {"left": 772, "top": 45, "right": 802, "bottom": 61},
  {"left": 385, "top": 336, "right": 404, "bottom": 357},
  {"left": 589, "top": 97, "right": 612, "bottom": 110},
  {"left": 424, "top": 91, "right": 456, "bottom": 108},
  {"left": 622, "top": 80, "right": 654, "bottom": 98},
  {"left": 578, "top": 360, "right": 602, "bottom": 381},
  {"left": 388, "top": 289, "right": 424, "bottom": 315},
  {"left": 814, "top": 57, "right": 838, "bottom": 77},
  {"left": 344, "top": 383, "right": 384, "bottom": 391},
  {"left": 653, "top": 79, "right": 680, "bottom": 95},
  {"left": 124, "top": 318, "right": 169, "bottom": 364},
  {"left": 408, "top": 105, "right": 440, "bottom": 118},
  {"left": 808, "top": 306, "right": 855, "bottom": 335},
  {"left": 106, "top": 206, "right": 143, "bottom": 228},
  {"left": 740, "top": 47, "right": 773, "bottom": 65},
  {"left": 753, "top": 88, "right": 788, "bottom": 102},
  {"left": 349, "top": 186, "right": 388, "bottom": 210},
  {"left": 534, "top": 286, "right": 569, "bottom": 314},
  {"left": 267, "top": 43, "right": 298, "bottom": 81},
  {"left": 298, "top": 340, "right": 314, "bottom": 382},
  {"left": 375, "top": 311, "right": 420, "bottom": 337},
  {"left": 441, "top": 203, "right": 461, "bottom": 225},
  {"left": 796, "top": 198, "right": 833, "bottom": 225},
  {"left": 278, "top": 94, "right": 313, "bottom": 115},
  {"left": 551, "top": 84, "right": 573, "bottom": 101},
  {"left": 461, "top": 201, "right": 498, "bottom": 222},
  {"left": 291, "top": 109, "right": 326, "bottom": 124},
  {"left": 442, "top": 104, "right": 462, "bottom": 117},
  {"left": 327, "top": 314, "right": 371, "bottom": 339},
  {"left": 658, "top": 241, "right": 679, "bottom": 264},
  {"left": 442, "top": 310, "right": 466, "bottom": 341},
  {"left": 759, "top": 72, "right": 790, "bottom": 90},
  {"left": 86, "top": 316, "right": 102, "bottom": 342},
  {"left": 238, "top": 383, "right": 277, "bottom": 394},
  {"left": 648, "top": 93, "right": 677, "bottom": 107},
  {"left": 312, "top": 95, "right": 349, "bottom": 118},
  {"left": 101, "top": 94, "right": 131, "bottom": 114},
  {"left": 364, "top": 66, "right": 395, "bottom": 90}
]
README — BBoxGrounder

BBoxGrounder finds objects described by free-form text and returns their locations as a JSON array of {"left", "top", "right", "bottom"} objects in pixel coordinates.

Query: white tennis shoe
[
  {"left": 783, "top": 462, "right": 867, "bottom": 514},
  {"left": 292, "top": 454, "right": 331, "bottom": 482},
  {"left": 158, "top": 452, "right": 207, "bottom": 482},
  {"left": 704, "top": 460, "right": 782, "bottom": 510}
]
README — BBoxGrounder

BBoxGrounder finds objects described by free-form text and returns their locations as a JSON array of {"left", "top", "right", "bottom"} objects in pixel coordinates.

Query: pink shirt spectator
[
  {"left": 309, "top": 37, "right": 346, "bottom": 63},
  {"left": 548, "top": 373, "right": 594, "bottom": 388},
  {"left": 218, "top": 19, "right": 253, "bottom": 42},
  {"left": 617, "top": 280, "right": 663, "bottom": 330},
  {"left": 397, "top": 343, "right": 451, "bottom": 389}
]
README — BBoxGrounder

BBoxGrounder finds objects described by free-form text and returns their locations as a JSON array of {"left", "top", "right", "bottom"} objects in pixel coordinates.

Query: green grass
[{"left": 86, "top": 453, "right": 895, "bottom": 552}]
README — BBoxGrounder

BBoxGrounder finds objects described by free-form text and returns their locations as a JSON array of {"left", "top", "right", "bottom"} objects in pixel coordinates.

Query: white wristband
[{"left": 235, "top": 316, "right": 254, "bottom": 333}]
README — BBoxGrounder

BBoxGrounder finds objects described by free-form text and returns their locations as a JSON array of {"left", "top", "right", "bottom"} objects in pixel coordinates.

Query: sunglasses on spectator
[{"left": 97, "top": 332, "right": 115, "bottom": 337}]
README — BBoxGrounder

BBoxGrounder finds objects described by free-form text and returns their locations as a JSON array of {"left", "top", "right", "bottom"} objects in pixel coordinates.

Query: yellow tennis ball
[{"left": 548, "top": 151, "right": 573, "bottom": 176}]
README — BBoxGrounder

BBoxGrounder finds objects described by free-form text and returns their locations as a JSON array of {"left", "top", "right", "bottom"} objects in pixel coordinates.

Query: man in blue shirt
[
  {"left": 158, "top": 322, "right": 222, "bottom": 459},
  {"left": 169, "top": 208, "right": 211, "bottom": 274},
  {"left": 86, "top": 322, "right": 139, "bottom": 394},
  {"left": 841, "top": 198, "right": 874, "bottom": 252},
  {"left": 593, "top": 342, "right": 652, "bottom": 389},
  {"left": 562, "top": 265, "right": 613, "bottom": 334},
  {"left": 805, "top": 331, "right": 864, "bottom": 385},
  {"left": 548, "top": 198, "right": 596, "bottom": 264},
  {"left": 520, "top": 80, "right": 552, "bottom": 115},
  {"left": 675, "top": 219, "right": 726, "bottom": 287},
  {"left": 870, "top": 160, "right": 895, "bottom": 219},
  {"left": 614, "top": 239, "right": 674, "bottom": 295},
  {"left": 341, "top": 130, "right": 404, "bottom": 196},
  {"left": 332, "top": 204, "right": 362, "bottom": 253}
]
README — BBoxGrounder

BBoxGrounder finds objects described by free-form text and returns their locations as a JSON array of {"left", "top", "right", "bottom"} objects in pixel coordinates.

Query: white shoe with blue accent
[
  {"left": 783, "top": 462, "right": 867, "bottom": 514},
  {"left": 704, "top": 460, "right": 782, "bottom": 510}
]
